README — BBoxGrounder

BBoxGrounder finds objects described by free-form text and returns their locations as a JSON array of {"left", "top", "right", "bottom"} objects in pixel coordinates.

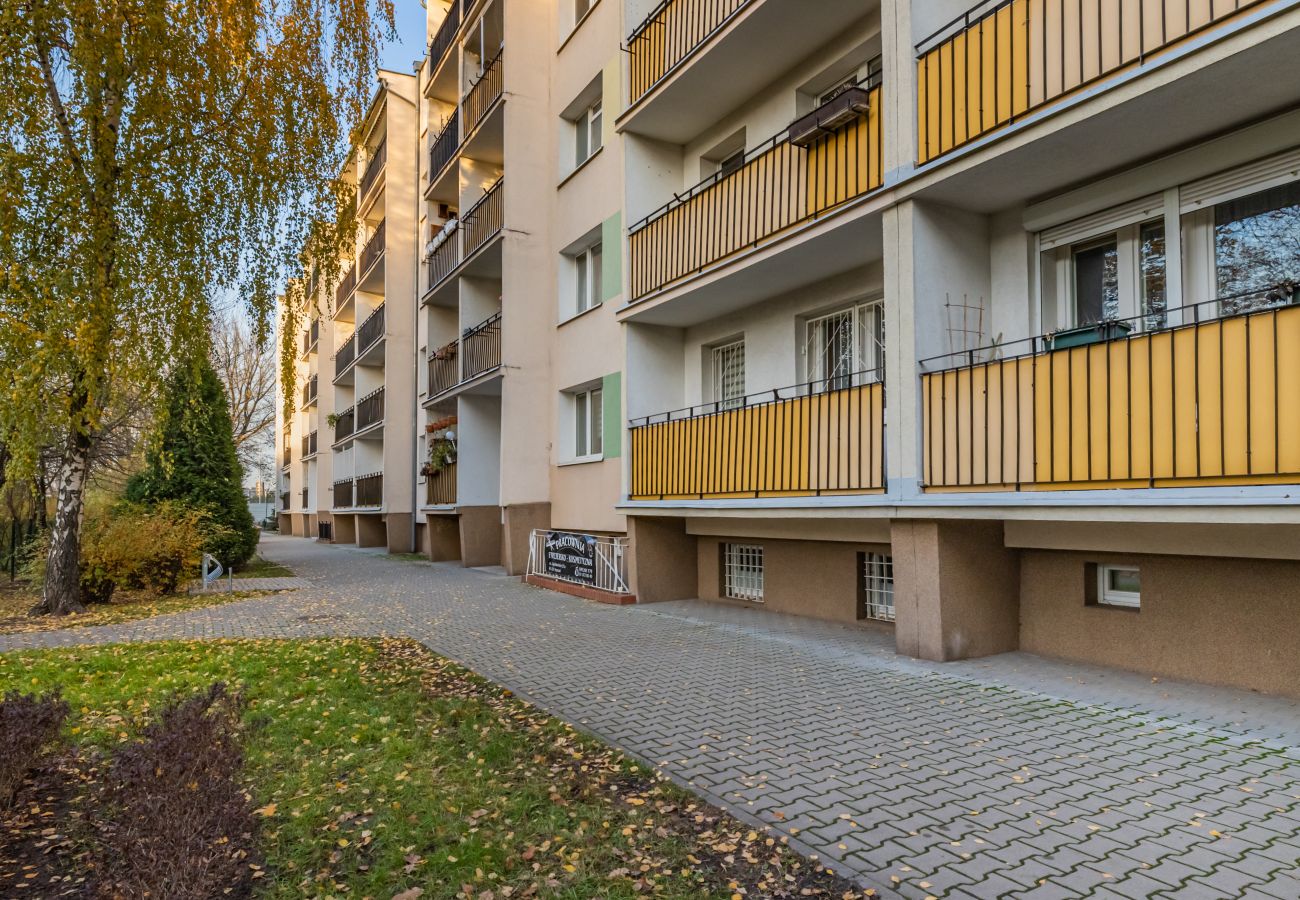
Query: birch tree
[{"left": 0, "top": 0, "right": 390, "bottom": 614}]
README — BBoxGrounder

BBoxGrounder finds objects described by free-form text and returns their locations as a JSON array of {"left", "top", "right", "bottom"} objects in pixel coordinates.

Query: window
[
  {"left": 1139, "top": 222, "right": 1168, "bottom": 330},
  {"left": 1212, "top": 180, "right": 1300, "bottom": 314},
  {"left": 575, "top": 0, "right": 592, "bottom": 20},
  {"left": 859, "top": 553, "right": 895, "bottom": 622},
  {"left": 574, "top": 242, "right": 603, "bottom": 314},
  {"left": 575, "top": 99, "right": 602, "bottom": 167},
  {"left": 805, "top": 300, "right": 884, "bottom": 390},
  {"left": 710, "top": 340, "right": 745, "bottom": 409},
  {"left": 1097, "top": 564, "right": 1141, "bottom": 609},
  {"left": 1072, "top": 237, "right": 1119, "bottom": 325},
  {"left": 722, "top": 543, "right": 764, "bottom": 602},
  {"left": 717, "top": 148, "right": 745, "bottom": 178},
  {"left": 574, "top": 387, "right": 603, "bottom": 459},
  {"left": 1040, "top": 219, "right": 1168, "bottom": 332}
]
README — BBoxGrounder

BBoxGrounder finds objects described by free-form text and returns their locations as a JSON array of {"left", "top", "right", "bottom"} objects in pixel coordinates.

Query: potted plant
[{"left": 326, "top": 413, "right": 340, "bottom": 427}]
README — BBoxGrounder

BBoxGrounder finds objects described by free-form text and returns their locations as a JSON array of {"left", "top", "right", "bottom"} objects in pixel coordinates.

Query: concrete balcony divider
[{"left": 629, "top": 371, "right": 886, "bottom": 500}]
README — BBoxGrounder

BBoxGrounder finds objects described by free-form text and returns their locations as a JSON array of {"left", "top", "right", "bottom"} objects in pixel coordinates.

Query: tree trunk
[{"left": 36, "top": 437, "right": 91, "bottom": 616}]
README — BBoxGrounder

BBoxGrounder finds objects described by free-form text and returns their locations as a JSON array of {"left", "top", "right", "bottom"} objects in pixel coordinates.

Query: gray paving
[{"left": 3, "top": 533, "right": 1298, "bottom": 899}]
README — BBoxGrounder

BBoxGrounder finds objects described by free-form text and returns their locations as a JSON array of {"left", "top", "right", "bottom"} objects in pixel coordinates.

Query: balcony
[
  {"left": 916, "top": 0, "right": 1281, "bottom": 164},
  {"left": 333, "top": 407, "right": 355, "bottom": 444},
  {"left": 358, "top": 220, "right": 386, "bottom": 285},
  {"left": 628, "top": 372, "right": 886, "bottom": 500},
  {"left": 426, "top": 311, "right": 502, "bottom": 402},
  {"left": 463, "top": 179, "right": 503, "bottom": 260},
  {"left": 356, "top": 472, "right": 383, "bottom": 507},
  {"left": 357, "top": 303, "right": 385, "bottom": 358},
  {"left": 301, "top": 430, "right": 318, "bottom": 460},
  {"left": 331, "top": 478, "right": 353, "bottom": 509},
  {"left": 428, "top": 1, "right": 461, "bottom": 80},
  {"left": 300, "top": 488, "right": 309, "bottom": 509},
  {"left": 355, "top": 386, "right": 385, "bottom": 434},
  {"left": 335, "top": 265, "right": 357, "bottom": 319},
  {"left": 426, "top": 462, "right": 457, "bottom": 506},
  {"left": 919, "top": 292, "right": 1300, "bottom": 492},
  {"left": 301, "top": 375, "right": 318, "bottom": 408},
  {"left": 359, "top": 138, "right": 387, "bottom": 203},
  {"left": 464, "top": 48, "right": 503, "bottom": 137},
  {"left": 333, "top": 332, "right": 356, "bottom": 376},
  {"left": 628, "top": 76, "right": 882, "bottom": 303},
  {"left": 301, "top": 319, "right": 318, "bottom": 356},
  {"left": 428, "top": 109, "right": 459, "bottom": 189},
  {"left": 628, "top": 0, "right": 751, "bottom": 105},
  {"left": 424, "top": 221, "right": 461, "bottom": 298},
  {"left": 280, "top": 491, "right": 290, "bottom": 511}
]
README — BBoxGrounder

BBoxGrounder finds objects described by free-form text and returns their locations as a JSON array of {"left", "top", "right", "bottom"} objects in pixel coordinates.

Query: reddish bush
[
  {"left": 0, "top": 691, "right": 69, "bottom": 807},
  {"left": 92, "top": 682, "right": 261, "bottom": 900}
]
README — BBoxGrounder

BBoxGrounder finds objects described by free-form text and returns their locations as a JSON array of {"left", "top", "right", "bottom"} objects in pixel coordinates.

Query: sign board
[{"left": 543, "top": 530, "right": 597, "bottom": 585}]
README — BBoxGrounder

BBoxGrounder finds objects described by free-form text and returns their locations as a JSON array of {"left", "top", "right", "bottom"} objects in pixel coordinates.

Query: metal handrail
[
  {"left": 359, "top": 137, "right": 387, "bottom": 200},
  {"left": 627, "top": 0, "right": 756, "bottom": 103},
  {"left": 428, "top": 1, "right": 461, "bottom": 74},
  {"left": 428, "top": 109, "right": 460, "bottom": 182},
  {"left": 630, "top": 367, "right": 885, "bottom": 427},
  {"left": 355, "top": 386, "right": 386, "bottom": 431},
  {"left": 359, "top": 220, "right": 386, "bottom": 275},
  {"left": 462, "top": 179, "right": 503, "bottom": 258},
  {"left": 464, "top": 47, "right": 504, "bottom": 133},
  {"left": 357, "top": 302, "right": 386, "bottom": 354}
]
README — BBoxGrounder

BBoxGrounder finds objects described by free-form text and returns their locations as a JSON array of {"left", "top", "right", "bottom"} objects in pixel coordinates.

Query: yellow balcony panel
[
  {"left": 921, "top": 297, "right": 1300, "bottom": 491},
  {"left": 628, "top": 82, "right": 883, "bottom": 302},
  {"left": 915, "top": 0, "right": 1283, "bottom": 164},
  {"left": 629, "top": 377, "right": 885, "bottom": 501}
]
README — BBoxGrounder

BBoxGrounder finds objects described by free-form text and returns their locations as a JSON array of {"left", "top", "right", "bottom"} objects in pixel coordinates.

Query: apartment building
[
  {"left": 277, "top": 70, "right": 420, "bottom": 552},
  {"left": 278, "top": 0, "right": 1300, "bottom": 698}
]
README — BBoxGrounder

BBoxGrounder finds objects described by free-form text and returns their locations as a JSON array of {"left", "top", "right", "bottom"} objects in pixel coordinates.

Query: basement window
[
  {"left": 1097, "top": 564, "right": 1141, "bottom": 609},
  {"left": 722, "top": 543, "right": 764, "bottom": 603},
  {"left": 858, "top": 552, "right": 895, "bottom": 622}
]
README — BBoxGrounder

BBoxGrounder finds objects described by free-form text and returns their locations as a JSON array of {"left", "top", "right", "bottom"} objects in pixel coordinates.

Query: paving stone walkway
[{"left": 3, "top": 534, "right": 1298, "bottom": 899}]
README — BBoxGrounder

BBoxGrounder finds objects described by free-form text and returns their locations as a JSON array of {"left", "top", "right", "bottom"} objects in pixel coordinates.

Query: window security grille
[
  {"left": 723, "top": 543, "right": 764, "bottom": 602},
  {"left": 806, "top": 301, "right": 883, "bottom": 389},
  {"left": 861, "top": 553, "right": 895, "bottom": 622},
  {"left": 711, "top": 340, "right": 745, "bottom": 409}
]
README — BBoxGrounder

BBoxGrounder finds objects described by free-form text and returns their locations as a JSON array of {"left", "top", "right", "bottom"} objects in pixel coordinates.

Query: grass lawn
[
  {"left": 235, "top": 554, "right": 295, "bottom": 578},
  {"left": 0, "top": 583, "right": 275, "bottom": 635},
  {"left": 0, "top": 639, "right": 872, "bottom": 899}
]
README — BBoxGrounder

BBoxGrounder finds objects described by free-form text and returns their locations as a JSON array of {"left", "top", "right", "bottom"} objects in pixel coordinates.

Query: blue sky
[{"left": 381, "top": 0, "right": 431, "bottom": 74}]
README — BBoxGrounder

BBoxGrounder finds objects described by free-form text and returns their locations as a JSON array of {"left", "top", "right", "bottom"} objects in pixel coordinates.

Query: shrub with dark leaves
[
  {"left": 92, "top": 682, "right": 260, "bottom": 900},
  {"left": 0, "top": 691, "right": 69, "bottom": 807}
]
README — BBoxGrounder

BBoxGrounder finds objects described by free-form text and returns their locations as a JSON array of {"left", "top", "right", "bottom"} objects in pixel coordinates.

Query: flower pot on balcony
[
  {"left": 788, "top": 87, "right": 873, "bottom": 148},
  {"left": 1046, "top": 320, "right": 1133, "bottom": 350}
]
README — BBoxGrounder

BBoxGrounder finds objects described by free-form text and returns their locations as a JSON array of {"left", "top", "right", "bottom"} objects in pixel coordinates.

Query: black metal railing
[
  {"left": 332, "top": 478, "right": 353, "bottom": 509},
  {"left": 300, "top": 488, "right": 309, "bottom": 508},
  {"left": 915, "top": 0, "right": 1272, "bottom": 164},
  {"left": 464, "top": 48, "right": 504, "bottom": 134},
  {"left": 359, "top": 137, "right": 387, "bottom": 199},
  {"left": 628, "top": 69, "right": 882, "bottom": 299},
  {"left": 627, "top": 0, "right": 753, "bottom": 104},
  {"left": 357, "top": 303, "right": 385, "bottom": 354},
  {"left": 359, "top": 219, "right": 386, "bottom": 275},
  {"left": 355, "top": 386, "right": 385, "bottom": 432},
  {"left": 333, "top": 407, "right": 355, "bottom": 442},
  {"left": 310, "top": 318, "right": 319, "bottom": 348},
  {"left": 428, "top": 339, "right": 459, "bottom": 396},
  {"left": 919, "top": 287, "right": 1300, "bottom": 490},
  {"left": 355, "top": 472, "right": 384, "bottom": 507},
  {"left": 429, "top": 110, "right": 459, "bottom": 182},
  {"left": 428, "top": 1, "right": 461, "bottom": 75},
  {"left": 463, "top": 179, "right": 503, "bottom": 259},
  {"left": 280, "top": 491, "right": 290, "bottom": 510},
  {"left": 302, "top": 375, "right": 318, "bottom": 407},
  {"left": 461, "top": 311, "right": 502, "bottom": 382},
  {"left": 426, "top": 462, "right": 457, "bottom": 506},
  {"left": 425, "top": 223, "right": 460, "bottom": 295},
  {"left": 301, "top": 431, "right": 318, "bottom": 458},
  {"left": 629, "top": 369, "right": 886, "bottom": 499},
  {"left": 335, "top": 265, "right": 356, "bottom": 308},
  {"left": 334, "top": 331, "right": 356, "bottom": 373}
]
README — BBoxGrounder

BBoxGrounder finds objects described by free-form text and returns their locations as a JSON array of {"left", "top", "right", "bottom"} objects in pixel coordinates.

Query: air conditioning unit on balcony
[{"left": 788, "top": 87, "right": 873, "bottom": 148}]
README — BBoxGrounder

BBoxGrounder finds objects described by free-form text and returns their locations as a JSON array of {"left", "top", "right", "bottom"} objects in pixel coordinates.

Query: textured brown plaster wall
[
  {"left": 502, "top": 503, "right": 551, "bottom": 575},
  {"left": 422, "top": 516, "right": 462, "bottom": 562},
  {"left": 695, "top": 536, "right": 893, "bottom": 626},
  {"left": 385, "top": 513, "right": 414, "bottom": 554},
  {"left": 459, "top": 506, "right": 503, "bottom": 568},
  {"left": 332, "top": 514, "right": 357, "bottom": 545},
  {"left": 356, "top": 514, "right": 387, "bottom": 548},
  {"left": 627, "top": 517, "right": 698, "bottom": 604},
  {"left": 1021, "top": 550, "right": 1300, "bottom": 698}
]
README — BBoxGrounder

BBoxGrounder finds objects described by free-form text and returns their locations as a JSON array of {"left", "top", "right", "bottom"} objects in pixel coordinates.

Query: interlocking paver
[{"left": 1, "top": 533, "right": 1298, "bottom": 900}]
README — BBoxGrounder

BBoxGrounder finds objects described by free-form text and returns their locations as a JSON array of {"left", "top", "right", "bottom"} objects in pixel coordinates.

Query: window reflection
[
  {"left": 1073, "top": 239, "right": 1119, "bottom": 324},
  {"left": 1215, "top": 181, "right": 1300, "bottom": 314},
  {"left": 1140, "top": 222, "right": 1167, "bottom": 330}
]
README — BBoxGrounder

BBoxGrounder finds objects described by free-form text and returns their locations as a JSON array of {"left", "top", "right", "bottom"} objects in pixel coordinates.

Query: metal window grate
[
  {"left": 861, "top": 553, "right": 894, "bottom": 622},
  {"left": 711, "top": 340, "right": 745, "bottom": 409},
  {"left": 806, "top": 300, "right": 884, "bottom": 390},
  {"left": 723, "top": 543, "right": 764, "bottom": 602}
]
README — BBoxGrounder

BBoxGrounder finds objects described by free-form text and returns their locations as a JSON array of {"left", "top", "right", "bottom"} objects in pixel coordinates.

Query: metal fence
[
  {"left": 356, "top": 387, "right": 385, "bottom": 432},
  {"left": 428, "top": 340, "right": 459, "bottom": 396},
  {"left": 428, "top": 0, "right": 461, "bottom": 73},
  {"left": 915, "top": 0, "right": 1272, "bottom": 163},
  {"left": 463, "top": 179, "right": 503, "bottom": 259},
  {"left": 333, "top": 407, "right": 355, "bottom": 442},
  {"left": 335, "top": 265, "right": 356, "bottom": 308},
  {"left": 356, "top": 472, "right": 384, "bottom": 507},
  {"left": 359, "top": 219, "right": 386, "bottom": 275},
  {"left": 429, "top": 109, "right": 459, "bottom": 181},
  {"left": 359, "top": 137, "right": 387, "bottom": 199},
  {"left": 627, "top": 0, "right": 754, "bottom": 104},
  {"left": 426, "top": 222, "right": 460, "bottom": 293},
  {"left": 526, "top": 529, "right": 630, "bottom": 595},
  {"left": 331, "top": 479, "right": 353, "bottom": 509},
  {"left": 461, "top": 311, "right": 502, "bottom": 381},
  {"left": 426, "top": 462, "right": 457, "bottom": 506},
  {"left": 464, "top": 48, "right": 503, "bottom": 134},
  {"left": 357, "top": 302, "right": 385, "bottom": 354},
  {"left": 334, "top": 332, "right": 356, "bottom": 373}
]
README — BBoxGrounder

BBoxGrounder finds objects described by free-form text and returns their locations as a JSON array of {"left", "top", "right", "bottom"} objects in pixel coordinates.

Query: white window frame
[
  {"left": 710, "top": 339, "right": 745, "bottom": 409},
  {"left": 573, "top": 242, "right": 603, "bottom": 315},
  {"left": 575, "top": 0, "right": 592, "bottom": 22},
  {"left": 575, "top": 99, "right": 603, "bottom": 167},
  {"left": 573, "top": 386, "right": 604, "bottom": 461},
  {"left": 1040, "top": 221, "right": 1168, "bottom": 332},
  {"left": 804, "top": 299, "right": 884, "bottom": 389},
  {"left": 861, "top": 553, "right": 895, "bottom": 622},
  {"left": 1097, "top": 564, "right": 1141, "bottom": 609},
  {"left": 723, "top": 543, "right": 764, "bottom": 603}
]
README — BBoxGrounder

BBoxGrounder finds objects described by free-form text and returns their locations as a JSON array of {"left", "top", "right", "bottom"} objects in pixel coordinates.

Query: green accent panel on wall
[
  {"left": 602, "top": 372, "right": 622, "bottom": 459},
  {"left": 601, "top": 211, "right": 622, "bottom": 302}
]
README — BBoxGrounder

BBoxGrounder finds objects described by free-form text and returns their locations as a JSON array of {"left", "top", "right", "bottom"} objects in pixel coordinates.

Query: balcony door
[
  {"left": 805, "top": 300, "right": 883, "bottom": 391},
  {"left": 709, "top": 339, "right": 745, "bottom": 410}
]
